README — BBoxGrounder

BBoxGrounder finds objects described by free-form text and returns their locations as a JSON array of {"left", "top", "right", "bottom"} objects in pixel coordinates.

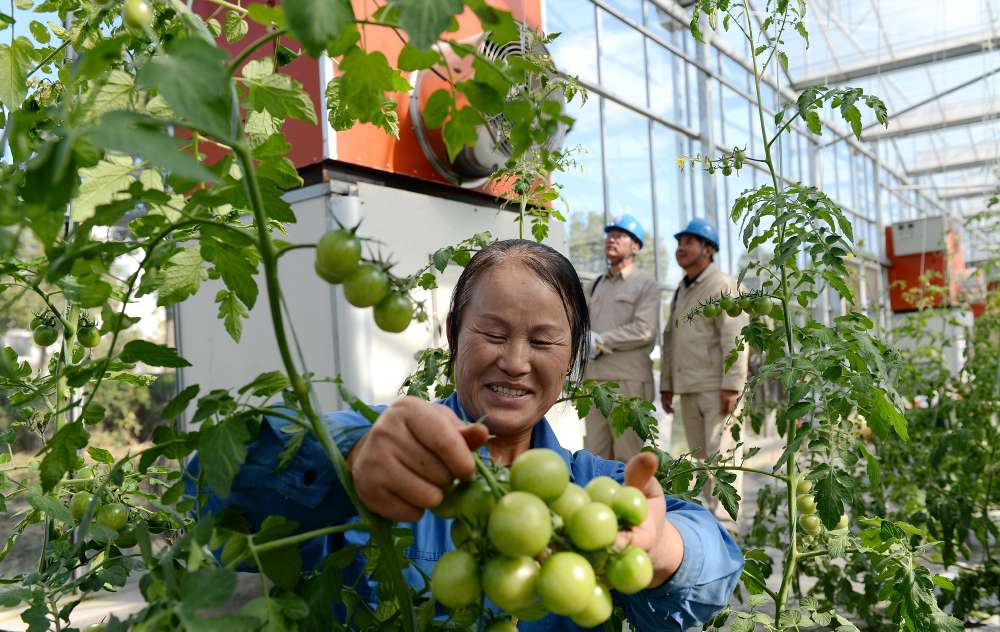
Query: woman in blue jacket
[{"left": 193, "top": 239, "right": 743, "bottom": 630}]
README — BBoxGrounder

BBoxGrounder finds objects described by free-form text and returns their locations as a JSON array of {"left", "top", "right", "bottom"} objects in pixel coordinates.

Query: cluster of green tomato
[
  {"left": 313, "top": 228, "right": 415, "bottom": 333},
  {"left": 705, "top": 147, "right": 745, "bottom": 177},
  {"left": 68, "top": 488, "right": 139, "bottom": 547},
  {"left": 703, "top": 292, "right": 775, "bottom": 319},
  {"left": 30, "top": 313, "right": 103, "bottom": 349},
  {"left": 795, "top": 478, "right": 848, "bottom": 536},
  {"left": 430, "top": 449, "right": 654, "bottom": 628}
]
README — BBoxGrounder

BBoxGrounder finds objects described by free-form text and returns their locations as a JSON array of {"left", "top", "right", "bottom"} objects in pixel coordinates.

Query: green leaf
[
  {"left": 863, "top": 388, "right": 908, "bottom": 441},
  {"left": 282, "top": 0, "right": 355, "bottom": 57},
  {"left": 39, "top": 422, "right": 89, "bottom": 492},
  {"left": 179, "top": 567, "right": 237, "bottom": 612},
  {"left": 457, "top": 80, "right": 503, "bottom": 115},
  {"left": 398, "top": 43, "right": 441, "bottom": 71},
  {"left": 777, "top": 51, "right": 789, "bottom": 73},
  {"left": 71, "top": 154, "right": 136, "bottom": 222},
  {"left": 215, "top": 290, "right": 250, "bottom": 342},
  {"left": 198, "top": 416, "right": 251, "bottom": 497},
  {"left": 87, "top": 446, "right": 114, "bottom": 464},
  {"left": 26, "top": 491, "right": 74, "bottom": 523},
  {"left": 238, "top": 371, "right": 290, "bottom": 398},
  {"left": 82, "top": 403, "right": 106, "bottom": 424},
  {"left": 805, "top": 110, "right": 822, "bottom": 135},
  {"left": 137, "top": 38, "right": 236, "bottom": 142},
  {"left": 339, "top": 47, "right": 406, "bottom": 123},
  {"left": 0, "top": 36, "right": 34, "bottom": 111},
  {"left": 423, "top": 89, "right": 453, "bottom": 129},
  {"left": 154, "top": 248, "right": 208, "bottom": 307},
  {"left": 246, "top": 3, "right": 285, "bottom": 28},
  {"left": 201, "top": 230, "right": 260, "bottom": 309},
  {"left": 442, "top": 106, "right": 482, "bottom": 161},
  {"left": 244, "top": 58, "right": 318, "bottom": 124},
  {"left": 224, "top": 11, "right": 249, "bottom": 43},
  {"left": 812, "top": 464, "right": 854, "bottom": 529},
  {"left": 119, "top": 340, "right": 192, "bottom": 368},
  {"left": 62, "top": 277, "right": 112, "bottom": 308},
  {"left": 395, "top": 0, "right": 464, "bottom": 49},
  {"left": 87, "top": 111, "right": 219, "bottom": 183},
  {"left": 164, "top": 385, "right": 201, "bottom": 419}
]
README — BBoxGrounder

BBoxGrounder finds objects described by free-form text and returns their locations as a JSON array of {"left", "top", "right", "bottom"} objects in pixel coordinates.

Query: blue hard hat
[
  {"left": 674, "top": 217, "right": 720, "bottom": 250},
  {"left": 604, "top": 214, "right": 645, "bottom": 248}
]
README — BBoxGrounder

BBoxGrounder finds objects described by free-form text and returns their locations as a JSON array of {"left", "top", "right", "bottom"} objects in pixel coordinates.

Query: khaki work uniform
[
  {"left": 583, "top": 265, "right": 660, "bottom": 461},
  {"left": 660, "top": 262, "right": 749, "bottom": 531}
]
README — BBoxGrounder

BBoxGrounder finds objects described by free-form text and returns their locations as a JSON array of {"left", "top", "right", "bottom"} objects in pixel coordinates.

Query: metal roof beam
[
  {"left": 791, "top": 32, "right": 1000, "bottom": 88},
  {"left": 864, "top": 100, "right": 1000, "bottom": 140},
  {"left": 908, "top": 151, "right": 1000, "bottom": 176}
]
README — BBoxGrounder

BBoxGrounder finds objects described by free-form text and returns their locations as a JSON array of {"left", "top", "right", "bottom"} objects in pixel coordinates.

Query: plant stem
[
  {"left": 227, "top": 27, "right": 286, "bottom": 74},
  {"left": 518, "top": 196, "right": 526, "bottom": 240},
  {"left": 688, "top": 464, "right": 788, "bottom": 482},
  {"left": 796, "top": 548, "right": 829, "bottom": 561},
  {"left": 742, "top": 2, "right": 799, "bottom": 625},
  {"left": 233, "top": 143, "right": 417, "bottom": 632},
  {"left": 251, "top": 523, "right": 370, "bottom": 554},
  {"left": 473, "top": 452, "right": 504, "bottom": 499}
]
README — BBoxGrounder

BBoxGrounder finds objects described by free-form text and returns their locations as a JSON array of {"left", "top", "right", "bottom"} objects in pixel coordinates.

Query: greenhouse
[{"left": 0, "top": 0, "right": 998, "bottom": 630}]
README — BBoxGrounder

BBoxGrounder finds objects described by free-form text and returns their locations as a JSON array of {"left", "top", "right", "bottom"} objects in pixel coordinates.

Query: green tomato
[
  {"left": 431, "top": 480, "right": 466, "bottom": 519},
  {"left": 611, "top": 486, "right": 648, "bottom": 526},
  {"left": 537, "top": 552, "right": 595, "bottom": 616},
  {"left": 584, "top": 476, "right": 620, "bottom": 506},
  {"left": 720, "top": 296, "right": 742, "bottom": 317},
  {"left": 485, "top": 620, "right": 519, "bottom": 632},
  {"left": 33, "top": 325, "right": 58, "bottom": 347},
  {"left": 567, "top": 502, "right": 618, "bottom": 551},
  {"left": 800, "top": 514, "right": 822, "bottom": 536},
  {"left": 796, "top": 494, "right": 817, "bottom": 515},
  {"left": 570, "top": 582, "right": 614, "bottom": 628},
  {"left": 449, "top": 519, "right": 479, "bottom": 549},
  {"left": 342, "top": 263, "right": 390, "bottom": 308},
  {"left": 606, "top": 546, "right": 653, "bottom": 595},
  {"left": 549, "top": 482, "right": 589, "bottom": 521},
  {"left": 69, "top": 491, "right": 96, "bottom": 521},
  {"left": 752, "top": 296, "right": 773, "bottom": 317},
  {"left": 314, "top": 229, "right": 362, "bottom": 283},
  {"left": 722, "top": 165, "right": 732, "bottom": 176},
  {"left": 738, "top": 295, "right": 754, "bottom": 313},
  {"left": 483, "top": 555, "right": 539, "bottom": 612},
  {"left": 703, "top": 303, "right": 723, "bottom": 318},
  {"left": 795, "top": 478, "right": 813, "bottom": 494},
  {"left": 96, "top": 502, "right": 128, "bottom": 532},
  {"left": 431, "top": 550, "right": 481, "bottom": 609},
  {"left": 458, "top": 478, "right": 496, "bottom": 522},
  {"left": 30, "top": 314, "right": 44, "bottom": 330},
  {"left": 834, "top": 513, "right": 849, "bottom": 530},
  {"left": 115, "top": 524, "right": 138, "bottom": 548},
  {"left": 734, "top": 148, "right": 746, "bottom": 163},
  {"left": 77, "top": 326, "right": 101, "bottom": 348},
  {"left": 510, "top": 448, "right": 569, "bottom": 502},
  {"left": 122, "top": 0, "right": 153, "bottom": 30},
  {"left": 373, "top": 292, "right": 414, "bottom": 333},
  {"left": 488, "top": 492, "right": 551, "bottom": 558}
]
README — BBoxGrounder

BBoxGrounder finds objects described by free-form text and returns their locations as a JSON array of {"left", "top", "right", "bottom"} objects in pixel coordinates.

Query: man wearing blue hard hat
[
  {"left": 660, "top": 217, "right": 748, "bottom": 537},
  {"left": 583, "top": 214, "right": 661, "bottom": 461}
]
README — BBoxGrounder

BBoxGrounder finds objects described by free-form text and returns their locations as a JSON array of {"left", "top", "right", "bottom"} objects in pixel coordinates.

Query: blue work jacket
[{"left": 191, "top": 393, "right": 743, "bottom": 630}]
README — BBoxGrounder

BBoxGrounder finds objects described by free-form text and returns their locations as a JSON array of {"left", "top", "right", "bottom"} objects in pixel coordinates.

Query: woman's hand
[
  {"left": 617, "top": 452, "right": 684, "bottom": 589},
  {"left": 346, "top": 396, "right": 489, "bottom": 522}
]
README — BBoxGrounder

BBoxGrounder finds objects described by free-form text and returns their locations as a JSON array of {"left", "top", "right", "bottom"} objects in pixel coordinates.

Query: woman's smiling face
[{"left": 451, "top": 260, "right": 573, "bottom": 437}]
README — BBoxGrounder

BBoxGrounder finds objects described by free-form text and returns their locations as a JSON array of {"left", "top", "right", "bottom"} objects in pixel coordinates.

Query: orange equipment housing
[
  {"left": 885, "top": 216, "right": 966, "bottom": 312},
  {"left": 194, "top": 0, "right": 544, "bottom": 195}
]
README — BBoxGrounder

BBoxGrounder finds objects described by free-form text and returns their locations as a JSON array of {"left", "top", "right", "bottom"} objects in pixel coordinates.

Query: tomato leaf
[
  {"left": 243, "top": 59, "right": 318, "bottom": 124},
  {"left": 223, "top": 10, "right": 249, "bottom": 43},
  {"left": 178, "top": 567, "right": 237, "bottom": 612},
  {"left": 216, "top": 289, "right": 248, "bottom": 343},
  {"left": 87, "top": 111, "right": 219, "bottom": 183},
  {"left": 119, "top": 341, "right": 192, "bottom": 368},
  {"left": 0, "top": 36, "right": 34, "bottom": 111},
  {"left": 423, "top": 89, "right": 453, "bottom": 130},
  {"left": 282, "top": 0, "right": 354, "bottom": 57},
  {"left": 38, "top": 422, "right": 89, "bottom": 492},
  {"left": 394, "top": 0, "right": 464, "bottom": 50},
  {"left": 812, "top": 464, "right": 854, "bottom": 529},
  {"left": 198, "top": 416, "right": 251, "bottom": 498},
  {"left": 164, "top": 384, "right": 201, "bottom": 420},
  {"left": 152, "top": 248, "right": 208, "bottom": 307},
  {"left": 137, "top": 38, "right": 236, "bottom": 142},
  {"left": 397, "top": 43, "right": 441, "bottom": 71}
]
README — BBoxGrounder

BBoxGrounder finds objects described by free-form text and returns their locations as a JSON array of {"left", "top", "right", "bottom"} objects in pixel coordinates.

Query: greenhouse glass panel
[
  {"left": 546, "top": 0, "right": 598, "bottom": 84},
  {"left": 559, "top": 97, "right": 606, "bottom": 275},
  {"left": 604, "top": 101, "right": 655, "bottom": 273},
  {"left": 652, "top": 124, "right": 687, "bottom": 287},
  {"left": 598, "top": 8, "right": 648, "bottom": 107}
]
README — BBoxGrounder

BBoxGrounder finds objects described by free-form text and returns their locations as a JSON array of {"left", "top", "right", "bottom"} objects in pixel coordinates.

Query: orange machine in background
[
  {"left": 885, "top": 216, "right": 966, "bottom": 312},
  {"left": 195, "top": 0, "right": 544, "bottom": 195}
]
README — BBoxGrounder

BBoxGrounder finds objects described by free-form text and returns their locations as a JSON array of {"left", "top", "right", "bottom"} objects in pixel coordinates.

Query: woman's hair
[{"left": 446, "top": 239, "right": 590, "bottom": 383}]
